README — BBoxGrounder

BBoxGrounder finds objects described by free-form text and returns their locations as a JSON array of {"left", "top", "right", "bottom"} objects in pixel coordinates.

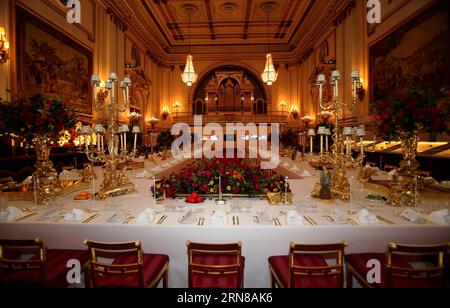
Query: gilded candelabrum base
[
  {"left": 96, "top": 162, "right": 136, "bottom": 199},
  {"left": 388, "top": 133, "right": 419, "bottom": 207},
  {"left": 33, "top": 137, "right": 61, "bottom": 205}
]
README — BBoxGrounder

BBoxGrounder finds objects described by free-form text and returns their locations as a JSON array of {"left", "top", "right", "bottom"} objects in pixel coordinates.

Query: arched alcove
[{"left": 191, "top": 65, "right": 269, "bottom": 115}]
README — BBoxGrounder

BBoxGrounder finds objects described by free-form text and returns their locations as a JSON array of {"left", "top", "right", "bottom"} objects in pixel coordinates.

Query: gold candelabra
[
  {"left": 313, "top": 70, "right": 362, "bottom": 200},
  {"left": 88, "top": 73, "right": 138, "bottom": 199}
]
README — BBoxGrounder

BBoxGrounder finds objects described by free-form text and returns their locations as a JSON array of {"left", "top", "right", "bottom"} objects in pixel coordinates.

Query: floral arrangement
[
  {"left": 370, "top": 87, "right": 450, "bottom": 140},
  {"left": 152, "top": 158, "right": 291, "bottom": 197},
  {"left": 0, "top": 94, "right": 78, "bottom": 143}
]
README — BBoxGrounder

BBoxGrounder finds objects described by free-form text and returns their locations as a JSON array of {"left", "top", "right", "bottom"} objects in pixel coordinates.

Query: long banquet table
[{"left": 1, "top": 158, "right": 449, "bottom": 288}]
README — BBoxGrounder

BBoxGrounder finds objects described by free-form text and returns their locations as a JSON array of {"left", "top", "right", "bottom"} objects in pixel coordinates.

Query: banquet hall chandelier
[
  {"left": 261, "top": 4, "right": 278, "bottom": 86},
  {"left": 181, "top": 6, "right": 197, "bottom": 87}
]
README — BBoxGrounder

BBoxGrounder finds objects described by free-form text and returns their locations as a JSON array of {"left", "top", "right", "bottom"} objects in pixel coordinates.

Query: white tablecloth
[{"left": 1, "top": 159, "right": 449, "bottom": 288}]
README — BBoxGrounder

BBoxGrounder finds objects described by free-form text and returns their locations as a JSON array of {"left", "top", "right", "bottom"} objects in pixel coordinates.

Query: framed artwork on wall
[
  {"left": 16, "top": 6, "right": 93, "bottom": 116},
  {"left": 370, "top": 0, "right": 450, "bottom": 102}
]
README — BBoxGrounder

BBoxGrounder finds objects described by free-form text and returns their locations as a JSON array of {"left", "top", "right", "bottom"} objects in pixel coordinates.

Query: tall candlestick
[
  {"left": 320, "top": 135, "right": 324, "bottom": 154},
  {"left": 346, "top": 136, "right": 350, "bottom": 155},
  {"left": 319, "top": 84, "right": 323, "bottom": 102},
  {"left": 124, "top": 132, "right": 127, "bottom": 152},
  {"left": 310, "top": 137, "right": 313, "bottom": 153},
  {"left": 134, "top": 133, "right": 138, "bottom": 152},
  {"left": 97, "top": 133, "right": 101, "bottom": 151},
  {"left": 101, "top": 135, "right": 104, "bottom": 152},
  {"left": 285, "top": 176, "right": 288, "bottom": 204},
  {"left": 326, "top": 135, "right": 329, "bottom": 152}
]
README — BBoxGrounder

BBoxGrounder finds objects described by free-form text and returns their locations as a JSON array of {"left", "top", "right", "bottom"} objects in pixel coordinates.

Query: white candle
[
  {"left": 124, "top": 133, "right": 127, "bottom": 152},
  {"left": 120, "top": 134, "right": 124, "bottom": 151},
  {"left": 319, "top": 84, "right": 323, "bottom": 102},
  {"left": 97, "top": 133, "right": 101, "bottom": 151},
  {"left": 134, "top": 133, "right": 138, "bottom": 152},
  {"left": 310, "top": 136, "right": 313, "bottom": 153},
  {"left": 320, "top": 135, "right": 323, "bottom": 154}
]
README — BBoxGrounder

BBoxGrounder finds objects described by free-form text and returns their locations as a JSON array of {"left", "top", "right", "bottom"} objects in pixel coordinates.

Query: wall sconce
[
  {"left": 162, "top": 108, "right": 170, "bottom": 121},
  {"left": 0, "top": 27, "right": 10, "bottom": 65},
  {"left": 290, "top": 106, "right": 299, "bottom": 119},
  {"left": 172, "top": 101, "right": 181, "bottom": 117},
  {"left": 280, "top": 101, "right": 287, "bottom": 115},
  {"left": 357, "top": 79, "right": 365, "bottom": 102}
]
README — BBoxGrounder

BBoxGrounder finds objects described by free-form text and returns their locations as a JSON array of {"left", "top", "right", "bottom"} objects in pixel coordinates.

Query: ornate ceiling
[
  {"left": 105, "top": 0, "right": 355, "bottom": 64},
  {"left": 140, "top": 0, "right": 315, "bottom": 53}
]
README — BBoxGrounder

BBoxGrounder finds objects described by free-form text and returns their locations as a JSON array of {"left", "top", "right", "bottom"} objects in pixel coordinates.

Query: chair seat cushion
[
  {"left": 269, "top": 255, "right": 339, "bottom": 288},
  {"left": 0, "top": 249, "right": 89, "bottom": 287},
  {"left": 346, "top": 253, "right": 438, "bottom": 288},
  {"left": 94, "top": 254, "right": 169, "bottom": 288},
  {"left": 190, "top": 255, "right": 245, "bottom": 288}
]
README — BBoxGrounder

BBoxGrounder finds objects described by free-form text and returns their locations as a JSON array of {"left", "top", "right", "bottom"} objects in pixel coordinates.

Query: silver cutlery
[
  {"left": 376, "top": 215, "right": 395, "bottom": 225},
  {"left": 347, "top": 217, "right": 358, "bottom": 225},
  {"left": 82, "top": 213, "right": 100, "bottom": 224},
  {"left": 157, "top": 215, "right": 167, "bottom": 225},
  {"left": 232, "top": 216, "right": 235, "bottom": 225},
  {"left": 237, "top": 216, "right": 240, "bottom": 225},
  {"left": 123, "top": 216, "right": 135, "bottom": 224},
  {"left": 15, "top": 212, "right": 38, "bottom": 222}
]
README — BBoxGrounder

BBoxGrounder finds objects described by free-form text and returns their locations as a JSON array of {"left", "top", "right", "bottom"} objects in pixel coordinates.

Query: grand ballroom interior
[{"left": 0, "top": 0, "right": 449, "bottom": 289}]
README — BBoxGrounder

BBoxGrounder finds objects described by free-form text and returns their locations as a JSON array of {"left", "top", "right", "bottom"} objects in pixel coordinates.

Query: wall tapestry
[
  {"left": 16, "top": 7, "right": 93, "bottom": 116},
  {"left": 370, "top": 1, "right": 449, "bottom": 101}
]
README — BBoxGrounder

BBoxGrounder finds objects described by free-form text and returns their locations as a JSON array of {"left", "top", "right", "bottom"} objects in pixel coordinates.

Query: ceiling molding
[{"left": 106, "top": 0, "right": 354, "bottom": 67}]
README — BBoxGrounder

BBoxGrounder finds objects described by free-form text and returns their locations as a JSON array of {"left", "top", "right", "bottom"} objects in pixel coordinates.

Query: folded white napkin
[
  {"left": 136, "top": 209, "right": 155, "bottom": 224},
  {"left": 291, "top": 165, "right": 300, "bottom": 173},
  {"left": 106, "top": 212, "right": 127, "bottom": 224},
  {"left": 38, "top": 209, "right": 60, "bottom": 221},
  {"left": 255, "top": 211, "right": 272, "bottom": 225},
  {"left": 286, "top": 210, "right": 305, "bottom": 225},
  {"left": 401, "top": 208, "right": 422, "bottom": 223},
  {"left": 135, "top": 170, "right": 149, "bottom": 179},
  {"left": 357, "top": 209, "right": 379, "bottom": 224},
  {"left": 429, "top": 209, "right": 450, "bottom": 225},
  {"left": 64, "top": 209, "right": 86, "bottom": 222},
  {"left": 0, "top": 206, "right": 23, "bottom": 222},
  {"left": 330, "top": 209, "right": 347, "bottom": 224},
  {"left": 178, "top": 210, "right": 196, "bottom": 224},
  {"left": 211, "top": 210, "right": 227, "bottom": 225},
  {"left": 300, "top": 170, "right": 312, "bottom": 177}
]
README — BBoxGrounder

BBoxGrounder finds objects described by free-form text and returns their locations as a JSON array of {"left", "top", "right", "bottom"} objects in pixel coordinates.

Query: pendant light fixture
[
  {"left": 261, "top": 4, "right": 278, "bottom": 86},
  {"left": 181, "top": 6, "right": 197, "bottom": 87}
]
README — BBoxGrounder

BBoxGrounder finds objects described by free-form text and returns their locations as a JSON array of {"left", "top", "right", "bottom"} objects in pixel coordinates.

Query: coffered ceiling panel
[{"left": 139, "top": 0, "right": 315, "bottom": 53}]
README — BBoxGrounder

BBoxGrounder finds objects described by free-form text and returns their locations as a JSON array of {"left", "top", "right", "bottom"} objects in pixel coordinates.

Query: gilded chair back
[
  {"left": 0, "top": 238, "right": 47, "bottom": 286},
  {"left": 289, "top": 241, "right": 347, "bottom": 288},
  {"left": 84, "top": 240, "right": 145, "bottom": 288},
  {"left": 186, "top": 241, "right": 243, "bottom": 288},
  {"left": 385, "top": 242, "right": 449, "bottom": 288}
]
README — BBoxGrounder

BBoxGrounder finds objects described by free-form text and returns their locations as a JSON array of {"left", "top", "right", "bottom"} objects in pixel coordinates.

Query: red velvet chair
[
  {"left": 269, "top": 241, "right": 347, "bottom": 288},
  {"left": 0, "top": 238, "right": 89, "bottom": 288},
  {"left": 186, "top": 241, "right": 245, "bottom": 288},
  {"left": 84, "top": 240, "right": 169, "bottom": 288},
  {"left": 346, "top": 242, "right": 449, "bottom": 288}
]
